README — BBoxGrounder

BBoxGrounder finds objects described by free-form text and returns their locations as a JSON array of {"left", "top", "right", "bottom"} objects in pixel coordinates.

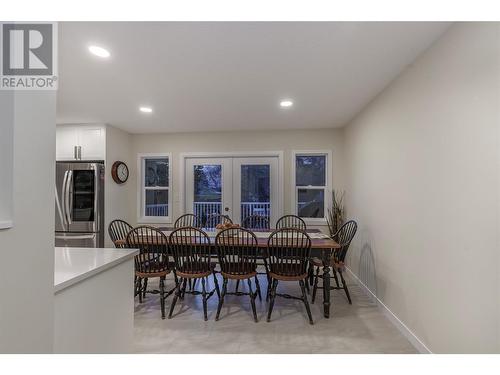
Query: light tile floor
[{"left": 134, "top": 272, "right": 418, "bottom": 354}]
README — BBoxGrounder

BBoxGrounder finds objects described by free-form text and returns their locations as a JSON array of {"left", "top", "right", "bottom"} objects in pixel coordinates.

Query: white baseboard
[{"left": 345, "top": 266, "right": 432, "bottom": 354}]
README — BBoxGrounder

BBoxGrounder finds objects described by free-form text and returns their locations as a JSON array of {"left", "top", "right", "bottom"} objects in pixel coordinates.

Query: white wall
[
  {"left": 343, "top": 23, "right": 500, "bottom": 353},
  {"left": 129, "top": 128, "right": 346, "bottom": 227},
  {"left": 0, "top": 91, "right": 56, "bottom": 353},
  {"left": 104, "top": 125, "right": 134, "bottom": 247}
]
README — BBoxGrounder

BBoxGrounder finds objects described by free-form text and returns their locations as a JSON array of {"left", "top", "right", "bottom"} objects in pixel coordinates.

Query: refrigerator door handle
[
  {"left": 55, "top": 185, "right": 66, "bottom": 231},
  {"left": 55, "top": 234, "right": 96, "bottom": 240},
  {"left": 65, "top": 170, "right": 73, "bottom": 225},
  {"left": 61, "top": 170, "right": 69, "bottom": 228},
  {"left": 93, "top": 165, "right": 99, "bottom": 227}
]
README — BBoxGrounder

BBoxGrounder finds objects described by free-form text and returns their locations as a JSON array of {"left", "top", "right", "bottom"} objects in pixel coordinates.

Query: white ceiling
[{"left": 57, "top": 22, "right": 450, "bottom": 134}]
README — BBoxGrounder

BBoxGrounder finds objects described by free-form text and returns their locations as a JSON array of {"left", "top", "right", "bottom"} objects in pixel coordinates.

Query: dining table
[{"left": 119, "top": 227, "right": 340, "bottom": 318}]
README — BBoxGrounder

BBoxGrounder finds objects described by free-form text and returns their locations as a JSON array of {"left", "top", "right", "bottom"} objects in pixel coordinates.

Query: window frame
[
  {"left": 291, "top": 150, "right": 332, "bottom": 225},
  {"left": 137, "top": 153, "right": 173, "bottom": 224}
]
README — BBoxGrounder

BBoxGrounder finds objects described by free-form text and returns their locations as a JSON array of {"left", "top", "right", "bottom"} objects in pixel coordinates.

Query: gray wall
[
  {"left": 343, "top": 23, "right": 500, "bottom": 353},
  {"left": 0, "top": 91, "right": 56, "bottom": 352}
]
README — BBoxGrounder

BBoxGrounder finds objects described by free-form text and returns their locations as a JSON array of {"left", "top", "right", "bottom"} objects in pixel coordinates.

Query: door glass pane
[
  {"left": 72, "top": 170, "right": 95, "bottom": 222},
  {"left": 240, "top": 164, "right": 270, "bottom": 222},
  {"left": 145, "top": 190, "right": 168, "bottom": 216},
  {"left": 297, "top": 189, "right": 324, "bottom": 218},
  {"left": 145, "top": 158, "right": 169, "bottom": 187},
  {"left": 193, "top": 165, "right": 222, "bottom": 224},
  {"left": 296, "top": 155, "right": 326, "bottom": 186}
]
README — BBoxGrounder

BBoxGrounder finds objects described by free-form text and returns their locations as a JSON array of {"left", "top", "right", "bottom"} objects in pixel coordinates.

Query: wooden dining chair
[
  {"left": 174, "top": 213, "right": 201, "bottom": 228},
  {"left": 126, "top": 226, "right": 176, "bottom": 319},
  {"left": 205, "top": 214, "right": 233, "bottom": 229},
  {"left": 168, "top": 227, "right": 220, "bottom": 321},
  {"left": 265, "top": 228, "right": 313, "bottom": 324},
  {"left": 276, "top": 215, "right": 306, "bottom": 230},
  {"left": 311, "top": 220, "right": 358, "bottom": 304},
  {"left": 241, "top": 215, "right": 270, "bottom": 230},
  {"left": 215, "top": 227, "right": 261, "bottom": 322},
  {"left": 108, "top": 219, "right": 133, "bottom": 248}
]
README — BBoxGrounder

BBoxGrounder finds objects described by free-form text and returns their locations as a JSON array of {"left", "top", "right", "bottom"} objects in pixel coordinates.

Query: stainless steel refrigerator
[{"left": 55, "top": 161, "right": 105, "bottom": 248}]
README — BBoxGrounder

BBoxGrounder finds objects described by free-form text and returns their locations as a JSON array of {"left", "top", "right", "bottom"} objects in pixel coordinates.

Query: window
[
  {"left": 293, "top": 151, "right": 331, "bottom": 222},
  {"left": 138, "top": 153, "right": 172, "bottom": 223}
]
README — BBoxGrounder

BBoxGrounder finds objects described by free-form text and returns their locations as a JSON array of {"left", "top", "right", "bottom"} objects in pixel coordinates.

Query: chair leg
[
  {"left": 173, "top": 270, "right": 178, "bottom": 286},
  {"left": 168, "top": 277, "right": 182, "bottom": 319},
  {"left": 188, "top": 279, "right": 192, "bottom": 291},
  {"left": 181, "top": 278, "right": 187, "bottom": 300},
  {"left": 254, "top": 275, "right": 262, "bottom": 301},
  {"left": 338, "top": 269, "right": 352, "bottom": 304},
  {"left": 304, "top": 277, "right": 310, "bottom": 293},
  {"left": 266, "top": 277, "right": 273, "bottom": 302},
  {"left": 235, "top": 279, "right": 240, "bottom": 293},
  {"left": 137, "top": 277, "right": 143, "bottom": 303},
  {"left": 215, "top": 278, "right": 228, "bottom": 321},
  {"left": 266, "top": 279, "right": 278, "bottom": 322},
  {"left": 332, "top": 268, "right": 341, "bottom": 288},
  {"left": 312, "top": 266, "right": 320, "bottom": 304},
  {"left": 142, "top": 278, "right": 148, "bottom": 299},
  {"left": 308, "top": 263, "right": 314, "bottom": 286},
  {"left": 300, "top": 279, "right": 313, "bottom": 325},
  {"left": 247, "top": 278, "right": 258, "bottom": 323},
  {"left": 213, "top": 270, "right": 221, "bottom": 299},
  {"left": 159, "top": 276, "right": 166, "bottom": 319},
  {"left": 201, "top": 277, "right": 208, "bottom": 321}
]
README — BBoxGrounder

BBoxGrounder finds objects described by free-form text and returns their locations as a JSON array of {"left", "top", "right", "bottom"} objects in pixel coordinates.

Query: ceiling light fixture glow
[
  {"left": 139, "top": 106, "right": 153, "bottom": 113},
  {"left": 88, "top": 45, "right": 110, "bottom": 58},
  {"left": 280, "top": 100, "right": 293, "bottom": 108}
]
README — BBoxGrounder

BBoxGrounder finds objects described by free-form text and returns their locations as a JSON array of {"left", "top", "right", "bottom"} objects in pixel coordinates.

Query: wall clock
[{"left": 111, "top": 161, "right": 129, "bottom": 184}]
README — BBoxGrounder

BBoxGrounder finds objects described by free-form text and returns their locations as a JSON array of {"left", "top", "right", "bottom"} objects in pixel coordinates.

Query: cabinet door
[
  {"left": 78, "top": 126, "right": 105, "bottom": 160},
  {"left": 56, "top": 126, "right": 79, "bottom": 160}
]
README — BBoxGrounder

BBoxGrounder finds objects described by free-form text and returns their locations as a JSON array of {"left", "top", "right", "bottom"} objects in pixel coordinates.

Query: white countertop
[{"left": 54, "top": 247, "right": 139, "bottom": 293}]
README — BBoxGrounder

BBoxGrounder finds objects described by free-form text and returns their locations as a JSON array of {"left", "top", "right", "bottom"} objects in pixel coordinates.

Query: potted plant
[{"left": 326, "top": 190, "right": 345, "bottom": 237}]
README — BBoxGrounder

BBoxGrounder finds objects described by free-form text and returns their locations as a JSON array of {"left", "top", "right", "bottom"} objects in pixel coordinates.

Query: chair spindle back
[
  {"left": 266, "top": 228, "right": 311, "bottom": 277},
  {"left": 215, "top": 227, "right": 258, "bottom": 276}
]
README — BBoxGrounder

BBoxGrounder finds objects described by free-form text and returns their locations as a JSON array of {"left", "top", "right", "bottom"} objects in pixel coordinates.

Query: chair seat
[
  {"left": 220, "top": 262, "right": 257, "bottom": 279},
  {"left": 176, "top": 262, "right": 217, "bottom": 278},
  {"left": 312, "top": 257, "right": 345, "bottom": 270},
  {"left": 135, "top": 254, "right": 174, "bottom": 276},
  {"left": 135, "top": 269, "right": 170, "bottom": 278},
  {"left": 268, "top": 263, "right": 308, "bottom": 281},
  {"left": 268, "top": 271, "right": 308, "bottom": 281}
]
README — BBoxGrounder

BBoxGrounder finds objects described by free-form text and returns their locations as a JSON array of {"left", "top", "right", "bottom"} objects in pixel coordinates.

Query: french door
[{"left": 185, "top": 156, "right": 279, "bottom": 226}]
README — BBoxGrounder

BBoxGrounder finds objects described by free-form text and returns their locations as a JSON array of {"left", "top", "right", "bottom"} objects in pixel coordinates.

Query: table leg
[{"left": 322, "top": 254, "right": 331, "bottom": 318}]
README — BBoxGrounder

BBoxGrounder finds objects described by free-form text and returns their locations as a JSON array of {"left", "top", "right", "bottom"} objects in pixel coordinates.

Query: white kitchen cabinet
[
  {"left": 56, "top": 124, "right": 106, "bottom": 161},
  {"left": 56, "top": 125, "right": 79, "bottom": 160},
  {"left": 78, "top": 126, "right": 105, "bottom": 160}
]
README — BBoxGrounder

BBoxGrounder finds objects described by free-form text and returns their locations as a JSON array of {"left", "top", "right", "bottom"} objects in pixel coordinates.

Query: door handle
[
  {"left": 65, "top": 170, "right": 73, "bottom": 225},
  {"left": 60, "top": 171, "right": 69, "bottom": 228},
  {"left": 55, "top": 234, "right": 96, "bottom": 240}
]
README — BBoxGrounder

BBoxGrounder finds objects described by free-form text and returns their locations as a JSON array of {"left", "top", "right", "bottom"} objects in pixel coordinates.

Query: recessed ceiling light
[
  {"left": 139, "top": 106, "right": 153, "bottom": 113},
  {"left": 88, "top": 45, "right": 110, "bottom": 58},
  {"left": 280, "top": 100, "right": 293, "bottom": 108}
]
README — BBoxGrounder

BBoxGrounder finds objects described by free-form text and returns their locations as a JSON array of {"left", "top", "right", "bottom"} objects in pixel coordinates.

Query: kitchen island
[{"left": 54, "top": 247, "right": 138, "bottom": 353}]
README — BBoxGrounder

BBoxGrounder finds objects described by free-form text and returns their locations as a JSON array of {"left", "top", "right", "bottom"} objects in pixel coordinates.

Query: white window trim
[
  {"left": 137, "top": 153, "right": 173, "bottom": 224},
  {"left": 291, "top": 150, "right": 332, "bottom": 225}
]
